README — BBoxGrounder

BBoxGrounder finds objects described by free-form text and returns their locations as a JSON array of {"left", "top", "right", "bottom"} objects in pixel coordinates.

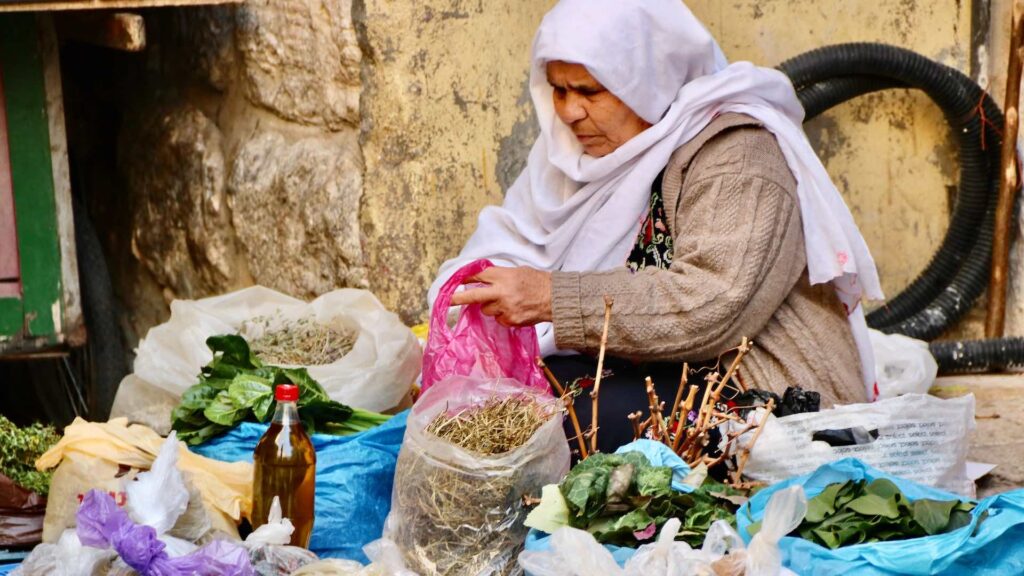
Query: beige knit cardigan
[{"left": 550, "top": 112, "right": 865, "bottom": 406}]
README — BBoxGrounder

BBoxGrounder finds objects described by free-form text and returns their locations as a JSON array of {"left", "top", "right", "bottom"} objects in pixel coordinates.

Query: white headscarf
[{"left": 428, "top": 0, "right": 884, "bottom": 397}]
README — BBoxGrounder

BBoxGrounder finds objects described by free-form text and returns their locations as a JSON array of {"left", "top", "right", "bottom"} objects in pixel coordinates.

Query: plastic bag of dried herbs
[{"left": 381, "top": 376, "right": 569, "bottom": 576}]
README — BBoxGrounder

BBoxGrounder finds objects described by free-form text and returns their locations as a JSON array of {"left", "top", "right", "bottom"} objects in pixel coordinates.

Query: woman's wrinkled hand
[{"left": 448, "top": 266, "right": 553, "bottom": 327}]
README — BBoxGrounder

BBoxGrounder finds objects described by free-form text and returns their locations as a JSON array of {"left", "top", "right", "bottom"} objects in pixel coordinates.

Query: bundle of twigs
[
  {"left": 538, "top": 295, "right": 773, "bottom": 487},
  {"left": 624, "top": 338, "right": 774, "bottom": 485}
]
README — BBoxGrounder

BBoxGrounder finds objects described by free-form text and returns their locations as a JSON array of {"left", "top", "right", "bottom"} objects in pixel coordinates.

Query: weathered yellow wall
[
  {"left": 688, "top": 0, "right": 975, "bottom": 333},
  {"left": 358, "top": 0, "right": 555, "bottom": 323}
]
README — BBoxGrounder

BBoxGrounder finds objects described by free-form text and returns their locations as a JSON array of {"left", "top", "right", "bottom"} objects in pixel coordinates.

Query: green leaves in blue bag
[{"left": 749, "top": 478, "right": 980, "bottom": 549}]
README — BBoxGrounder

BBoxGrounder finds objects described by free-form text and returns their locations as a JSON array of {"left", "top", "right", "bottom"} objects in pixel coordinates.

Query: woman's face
[{"left": 547, "top": 61, "right": 652, "bottom": 157}]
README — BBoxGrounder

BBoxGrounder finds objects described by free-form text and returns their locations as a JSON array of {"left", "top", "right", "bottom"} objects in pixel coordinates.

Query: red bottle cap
[{"left": 275, "top": 384, "right": 299, "bottom": 402}]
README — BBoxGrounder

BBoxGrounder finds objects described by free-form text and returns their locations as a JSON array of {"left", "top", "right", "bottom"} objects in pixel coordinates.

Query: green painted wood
[
  {"left": 0, "top": 14, "right": 62, "bottom": 342},
  {"left": 0, "top": 298, "right": 20, "bottom": 337}
]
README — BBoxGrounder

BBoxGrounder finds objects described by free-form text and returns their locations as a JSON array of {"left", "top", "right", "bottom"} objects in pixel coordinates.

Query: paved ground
[{"left": 931, "top": 374, "right": 1024, "bottom": 497}]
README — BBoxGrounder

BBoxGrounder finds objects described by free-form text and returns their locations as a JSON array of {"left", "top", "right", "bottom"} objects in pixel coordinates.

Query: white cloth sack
[
  {"left": 869, "top": 328, "right": 939, "bottom": 400},
  {"left": 737, "top": 394, "right": 976, "bottom": 497},
  {"left": 131, "top": 286, "right": 421, "bottom": 412},
  {"left": 427, "top": 0, "right": 882, "bottom": 397}
]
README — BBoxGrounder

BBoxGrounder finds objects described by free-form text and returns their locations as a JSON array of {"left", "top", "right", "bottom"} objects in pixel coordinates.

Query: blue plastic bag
[
  {"left": 191, "top": 410, "right": 408, "bottom": 563},
  {"left": 524, "top": 440, "right": 693, "bottom": 567},
  {"left": 737, "top": 458, "right": 1024, "bottom": 575}
]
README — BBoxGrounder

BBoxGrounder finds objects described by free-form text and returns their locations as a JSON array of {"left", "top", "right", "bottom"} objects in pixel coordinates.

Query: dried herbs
[
  {"left": 749, "top": 478, "right": 979, "bottom": 549},
  {"left": 242, "top": 316, "right": 357, "bottom": 366},
  {"left": 171, "top": 335, "right": 389, "bottom": 445},
  {"left": 426, "top": 396, "right": 554, "bottom": 456},
  {"left": 554, "top": 451, "right": 739, "bottom": 547},
  {"left": 0, "top": 415, "right": 61, "bottom": 496}
]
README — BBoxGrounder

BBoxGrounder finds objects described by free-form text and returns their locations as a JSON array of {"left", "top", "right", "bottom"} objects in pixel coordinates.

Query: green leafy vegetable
[
  {"left": 0, "top": 415, "right": 61, "bottom": 496},
  {"left": 555, "top": 451, "right": 738, "bottom": 547},
  {"left": 750, "top": 479, "right": 981, "bottom": 549},
  {"left": 171, "top": 334, "right": 390, "bottom": 445}
]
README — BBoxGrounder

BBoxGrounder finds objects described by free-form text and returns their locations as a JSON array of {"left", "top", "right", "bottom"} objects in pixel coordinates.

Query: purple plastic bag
[
  {"left": 422, "top": 259, "right": 549, "bottom": 394},
  {"left": 76, "top": 490, "right": 253, "bottom": 576}
]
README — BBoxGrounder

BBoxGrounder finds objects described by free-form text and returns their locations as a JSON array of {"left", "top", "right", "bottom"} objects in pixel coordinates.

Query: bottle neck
[{"left": 272, "top": 400, "right": 300, "bottom": 425}]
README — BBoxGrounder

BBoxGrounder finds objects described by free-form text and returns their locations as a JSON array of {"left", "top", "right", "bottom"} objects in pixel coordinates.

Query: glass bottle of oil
[{"left": 252, "top": 384, "right": 316, "bottom": 548}]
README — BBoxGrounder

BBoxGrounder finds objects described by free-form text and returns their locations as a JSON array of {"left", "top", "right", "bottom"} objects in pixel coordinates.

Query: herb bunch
[
  {"left": 171, "top": 335, "right": 390, "bottom": 445},
  {"left": 0, "top": 415, "right": 61, "bottom": 496}
]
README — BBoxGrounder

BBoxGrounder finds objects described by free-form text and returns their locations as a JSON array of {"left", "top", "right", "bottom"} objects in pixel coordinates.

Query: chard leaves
[{"left": 171, "top": 334, "right": 383, "bottom": 445}]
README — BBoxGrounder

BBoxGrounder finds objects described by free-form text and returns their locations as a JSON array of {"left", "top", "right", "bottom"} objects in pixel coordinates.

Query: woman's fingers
[{"left": 450, "top": 286, "right": 499, "bottom": 306}]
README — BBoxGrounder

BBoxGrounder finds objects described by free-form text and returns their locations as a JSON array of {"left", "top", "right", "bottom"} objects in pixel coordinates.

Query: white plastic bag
[
  {"left": 125, "top": 432, "right": 190, "bottom": 535},
  {"left": 131, "top": 286, "right": 421, "bottom": 412},
  {"left": 245, "top": 496, "right": 294, "bottom": 548},
  {"left": 869, "top": 329, "right": 938, "bottom": 399},
  {"left": 745, "top": 487, "right": 807, "bottom": 576},
  {"left": 11, "top": 530, "right": 114, "bottom": 576},
  {"left": 739, "top": 394, "right": 976, "bottom": 497}
]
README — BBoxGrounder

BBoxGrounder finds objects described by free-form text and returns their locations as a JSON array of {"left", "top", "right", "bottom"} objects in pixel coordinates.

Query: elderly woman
[{"left": 428, "top": 0, "right": 882, "bottom": 453}]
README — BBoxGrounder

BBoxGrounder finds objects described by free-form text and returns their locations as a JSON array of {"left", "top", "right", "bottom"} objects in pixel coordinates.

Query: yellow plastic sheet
[{"left": 36, "top": 418, "right": 252, "bottom": 537}]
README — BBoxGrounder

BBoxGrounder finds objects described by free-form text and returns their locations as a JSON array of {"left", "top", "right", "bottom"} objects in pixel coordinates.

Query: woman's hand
[{"left": 449, "top": 266, "right": 553, "bottom": 327}]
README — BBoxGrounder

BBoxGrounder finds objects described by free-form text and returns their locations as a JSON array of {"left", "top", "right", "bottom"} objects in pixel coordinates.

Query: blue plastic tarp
[
  {"left": 524, "top": 439, "right": 693, "bottom": 567},
  {"left": 191, "top": 411, "right": 408, "bottom": 563},
  {"left": 737, "top": 458, "right": 1024, "bottom": 576},
  {"left": 0, "top": 564, "right": 17, "bottom": 575}
]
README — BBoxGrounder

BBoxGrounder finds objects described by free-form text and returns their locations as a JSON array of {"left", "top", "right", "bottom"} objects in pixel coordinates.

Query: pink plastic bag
[{"left": 421, "top": 259, "right": 549, "bottom": 394}]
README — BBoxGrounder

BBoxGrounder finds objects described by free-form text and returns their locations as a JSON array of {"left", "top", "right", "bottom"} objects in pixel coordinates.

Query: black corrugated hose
[{"left": 779, "top": 43, "right": 1024, "bottom": 373}]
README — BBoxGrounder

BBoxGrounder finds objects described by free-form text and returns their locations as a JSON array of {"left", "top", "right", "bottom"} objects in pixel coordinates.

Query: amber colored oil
[{"left": 253, "top": 416, "right": 317, "bottom": 548}]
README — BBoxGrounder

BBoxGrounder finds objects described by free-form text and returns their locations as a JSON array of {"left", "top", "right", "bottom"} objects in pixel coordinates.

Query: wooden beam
[
  {"left": 0, "top": 0, "right": 240, "bottom": 13},
  {"left": 55, "top": 12, "right": 145, "bottom": 52},
  {"left": 986, "top": 0, "right": 1024, "bottom": 337}
]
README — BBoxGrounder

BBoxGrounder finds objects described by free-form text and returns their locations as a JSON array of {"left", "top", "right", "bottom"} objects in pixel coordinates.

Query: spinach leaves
[
  {"left": 558, "top": 451, "right": 738, "bottom": 547},
  {"left": 749, "top": 479, "right": 978, "bottom": 549},
  {"left": 171, "top": 335, "right": 389, "bottom": 445}
]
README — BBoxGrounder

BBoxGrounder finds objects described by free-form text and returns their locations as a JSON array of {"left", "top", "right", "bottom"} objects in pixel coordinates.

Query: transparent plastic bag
[
  {"left": 421, "top": 260, "right": 548, "bottom": 394},
  {"left": 745, "top": 486, "right": 807, "bottom": 576},
  {"left": 384, "top": 376, "right": 569, "bottom": 575},
  {"left": 869, "top": 329, "right": 938, "bottom": 400},
  {"left": 243, "top": 496, "right": 317, "bottom": 576}
]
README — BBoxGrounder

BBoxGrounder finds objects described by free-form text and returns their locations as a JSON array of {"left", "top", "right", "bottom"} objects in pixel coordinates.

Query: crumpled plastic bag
[
  {"left": 11, "top": 529, "right": 115, "bottom": 576},
  {"left": 518, "top": 487, "right": 806, "bottom": 576},
  {"left": 77, "top": 489, "right": 253, "bottom": 576},
  {"left": 36, "top": 418, "right": 252, "bottom": 540},
  {"left": 869, "top": 329, "right": 938, "bottom": 400},
  {"left": 128, "top": 286, "right": 421, "bottom": 413},
  {"left": 421, "top": 259, "right": 548, "bottom": 393},
  {"left": 243, "top": 497, "right": 318, "bottom": 576}
]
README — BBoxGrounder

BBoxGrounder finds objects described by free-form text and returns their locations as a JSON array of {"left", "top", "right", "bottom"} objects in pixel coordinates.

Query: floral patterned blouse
[{"left": 626, "top": 170, "right": 673, "bottom": 271}]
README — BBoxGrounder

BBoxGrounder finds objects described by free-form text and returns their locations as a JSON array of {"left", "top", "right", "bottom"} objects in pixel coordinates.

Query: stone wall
[{"left": 105, "top": 0, "right": 548, "bottom": 339}]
